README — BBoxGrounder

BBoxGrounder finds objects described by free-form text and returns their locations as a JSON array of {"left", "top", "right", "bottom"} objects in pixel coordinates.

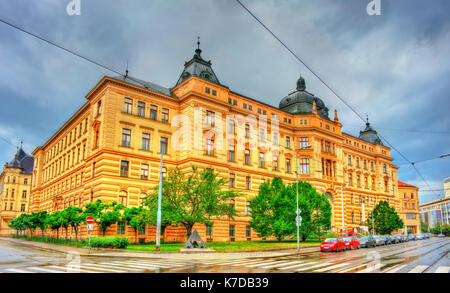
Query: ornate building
[
  {"left": 30, "top": 44, "right": 402, "bottom": 242},
  {"left": 420, "top": 177, "right": 450, "bottom": 229},
  {"left": 0, "top": 146, "right": 34, "bottom": 236},
  {"left": 398, "top": 181, "right": 420, "bottom": 234}
]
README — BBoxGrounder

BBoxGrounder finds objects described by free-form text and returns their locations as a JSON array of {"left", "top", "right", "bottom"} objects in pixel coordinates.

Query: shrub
[{"left": 84, "top": 236, "right": 129, "bottom": 249}]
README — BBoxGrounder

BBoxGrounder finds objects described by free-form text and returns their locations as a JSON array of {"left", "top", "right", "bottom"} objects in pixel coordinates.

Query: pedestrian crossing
[{"left": 1, "top": 257, "right": 448, "bottom": 273}]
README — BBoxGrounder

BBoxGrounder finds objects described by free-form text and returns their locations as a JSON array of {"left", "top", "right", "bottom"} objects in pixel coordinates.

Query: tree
[
  {"left": 122, "top": 207, "right": 147, "bottom": 243},
  {"left": 47, "top": 211, "right": 64, "bottom": 239},
  {"left": 9, "top": 214, "right": 29, "bottom": 236},
  {"left": 367, "top": 201, "right": 404, "bottom": 235},
  {"left": 63, "top": 206, "right": 84, "bottom": 240},
  {"left": 249, "top": 177, "right": 330, "bottom": 241},
  {"left": 144, "top": 167, "right": 238, "bottom": 238},
  {"left": 98, "top": 201, "right": 124, "bottom": 237},
  {"left": 29, "top": 211, "right": 48, "bottom": 237},
  {"left": 420, "top": 220, "right": 429, "bottom": 233}
]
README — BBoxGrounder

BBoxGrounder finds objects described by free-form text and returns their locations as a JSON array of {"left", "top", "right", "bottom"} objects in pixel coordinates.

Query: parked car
[
  {"left": 389, "top": 235, "right": 399, "bottom": 244},
  {"left": 423, "top": 233, "right": 430, "bottom": 239},
  {"left": 382, "top": 235, "right": 393, "bottom": 245},
  {"left": 359, "top": 236, "right": 376, "bottom": 248},
  {"left": 373, "top": 236, "right": 386, "bottom": 246},
  {"left": 342, "top": 236, "right": 360, "bottom": 250},
  {"left": 407, "top": 234, "right": 416, "bottom": 241},
  {"left": 415, "top": 234, "right": 425, "bottom": 240},
  {"left": 392, "top": 234, "right": 404, "bottom": 243},
  {"left": 438, "top": 233, "right": 445, "bottom": 238},
  {"left": 320, "top": 237, "right": 346, "bottom": 252}
]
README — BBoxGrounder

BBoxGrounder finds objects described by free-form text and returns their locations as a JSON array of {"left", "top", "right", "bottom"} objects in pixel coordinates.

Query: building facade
[
  {"left": 0, "top": 147, "right": 34, "bottom": 236},
  {"left": 420, "top": 177, "right": 450, "bottom": 229},
  {"left": 30, "top": 45, "right": 402, "bottom": 242},
  {"left": 397, "top": 181, "right": 420, "bottom": 234}
]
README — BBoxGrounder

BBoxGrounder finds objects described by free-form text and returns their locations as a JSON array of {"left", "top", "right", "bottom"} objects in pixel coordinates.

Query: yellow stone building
[
  {"left": 0, "top": 147, "right": 34, "bottom": 236},
  {"left": 397, "top": 181, "right": 420, "bottom": 234},
  {"left": 30, "top": 45, "right": 402, "bottom": 242}
]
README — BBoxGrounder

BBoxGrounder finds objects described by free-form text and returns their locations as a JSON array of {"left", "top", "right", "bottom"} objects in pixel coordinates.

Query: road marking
[
  {"left": 81, "top": 264, "right": 129, "bottom": 273},
  {"left": 314, "top": 262, "right": 350, "bottom": 272},
  {"left": 27, "top": 266, "right": 65, "bottom": 273},
  {"left": 295, "top": 262, "right": 331, "bottom": 272},
  {"left": 435, "top": 266, "right": 449, "bottom": 273},
  {"left": 338, "top": 263, "right": 368, "bottom": 273},
  {"left": 112, "top": 260, "right": 184, "bottom": 268},
  {"left": 408, "top": 265, "right": 428, "bottom": 273},
  {"left": 94, "top": 262, "right": 148, "bottom": 271},
  {"left": 257, "top": 260, "right": 303, "bottom": 269},
  {"left": 229, "top": 259, "right": 268, "bottom": 266},
  {"left": 279, "top": 262, "right": 316, "bottom": 271},
  {"left": 245, "top": 260, "right": 287, "bottom": 268},
  {"left": 108, "top": 261, "right": 162, "bottom": 269},
  {"left": 385, "top": 264, "right": 407, "bottom": 273},
  {"left": 4, "top": 268, "right": 35, "bottom": 273}
]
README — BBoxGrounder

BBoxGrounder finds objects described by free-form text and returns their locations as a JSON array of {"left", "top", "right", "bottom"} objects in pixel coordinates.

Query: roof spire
[
  {"left": 195, "top": 36, "right": 202, "bottom": 57},
  {"left": 366, "top": 114, "right": 369, "bottom": 125}
]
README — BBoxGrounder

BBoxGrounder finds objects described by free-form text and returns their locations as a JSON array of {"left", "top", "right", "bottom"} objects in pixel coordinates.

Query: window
[
  {"left": 205, "top": 87, "right": 210, "bottom": 94},
  {"left": 124, "top": 98, "right": 132, "bottom": 114},
  {"left": 122, "top": 129, "right": 131, "bottom": 147},
  {"left": 259, "top": 128, "right": 265, "bottom": 142},
  {"left": 229, "top": 174, "right": 235, "bottom": 188},
  {"left": 411, "top": 193, "right": 414, "bottom": 199},
  {"left": 246, "top": 176, "right": 251, "bottom": 190},
  {"left": 364, "top": 160, "right": 367, "bottom": 170},
  {"left": 228, "top": 98, "right": 232, "bottom": 105},
  {"left": 120, "top": 161, "right": 129, "bottom": 177},
  {"left": 356, "top": 157, "right": 360, "bottom": 168},
  {"left": 228, "top": 120, "right": 235, "bottom": 134},
  {"left": 245, "top": 225, "right": 252, "bottom": 238},
  {"left": 273, "top": 155, "right": 278, "bottom": 171},
  {"left": 206, "top": 138, "right": 214, "bottom": 156},
  {"left": 273, "top": 132, "right": 278, "bottom": 145},
  {"left": 141, "top": 164, "right": 149, "bottom": 180},
  {"left": 162, "top": 108, "right": 169, "bottom": 123},
  {"left": 24, "top": 178, "right": 28, "bottom": 185},
  {"left": 206, "top": 110, "right": 215, "bottom": 127},
  {"left": 286, "top": 136, "right": 291, "bottom": 149},
  {"left": 245, "top": 149, "right": 250, "bottom": 165},
  {"left": 299, "top": 137, "right": 309, "bottom": 149},
  {"left": 357, "top": 175, "right": 361, "bottom": 188},
  {"left": 245, "top": 202, "right": 251, "bottom": 216},
  {"left": 325, "top": 141, "right": 331, "bottom": 153},
  {"left": 371, "top": 162, "right": 374, "bottom": 171},
  {"left": 245, "top": 124, "right": 250, "bottom": 138},
  {"left": 212, "top": 90, "right": 217, "bottom": 96},
  {"left": 206, "top": 224, "right": 213, "bottom": 237},
  {"left": 229, "top": 199, "right": 235, "bottom": 209},
  {"left": 228, "top": 144, "right": 235, "bottom": 162},
  {"left": 11, "top": 189, "right": 15, "bottom": 198},
  {"left": 92, "top": 162, "right": 96, "bottom": 177},
  {"left": 97, "top": 100, "right": 102, "bottom": 115},
  {"left": 299, "top": 159, "right": 310, "bottom": 174},
  {"left": 150, "top": 105, "right": 157, "bottom": 120},
  {"left": 233, "top": 100, "right": 237, "bottom": 106},
  {"left": 286, "top": 158, "right": 291, "bottom": 173},
  {"left": 160, "top": 137, "right": 168, "bottom": 154},
  {"left": 21, "top": 204, "right": 26, "bottom": 212},
  {"left": 229, "top": 225, "right": 235, "bottom": 237},
  {"left": 412, "top": 203, "right": 415, "bottom": 209},
  {"left": 138, "top": 224, "right": 146, "bottom": 235},
  {"left": 383, "top": 164, "right": 387, "bottom": 173},
  {"left": 364, "top": 177, "right": 368, "bottom": 189},
  {"left": 142, "top": 133, "right": 150, "bottom": 151},
  {"left": 348, "top": 155, "right": 352, "bottom": 165},
  {"left": 22, "top": 190, "right": 27, "bottom": 199},
  {"left": 243, "top": 103, "right": 247, "bottom": 109},
  {"left": 249, "top": 105, "right": 253, "bottom": 111},
  {"left": 137, "top": 101, "right": 145, "bottom": 117},
  {"left": 259, "top": 153, "right": 265, "bottom": 168},
  {"left": 384, "top": 180, "right": 388, "bottom": 192},
  {"left": 117, "top": 221, "right": 126, "bottom": 235}
]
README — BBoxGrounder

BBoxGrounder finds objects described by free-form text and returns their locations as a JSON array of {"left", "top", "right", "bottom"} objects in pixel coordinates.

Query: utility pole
[
  {"left": 341, "top": 185, "right": 345, "bottom": 233},
  {"left": 156, "top": 141, "right": 164, "bottom": 251}
]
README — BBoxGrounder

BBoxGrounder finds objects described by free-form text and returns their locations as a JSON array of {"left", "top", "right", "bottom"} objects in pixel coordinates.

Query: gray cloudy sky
[{"left": 0, "top": 0, "right": 449, "bottom": 203}]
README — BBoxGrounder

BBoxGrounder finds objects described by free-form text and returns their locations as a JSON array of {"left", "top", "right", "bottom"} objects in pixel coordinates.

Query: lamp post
[
  {"left": 156, "top": 141, "right": 164, "bottom": 251},
  {"left": 294, "top": 144, "right": 310, "bottom": 252},
  {"left": 341, "top": 185, "right": 345, "bottom": 234}
]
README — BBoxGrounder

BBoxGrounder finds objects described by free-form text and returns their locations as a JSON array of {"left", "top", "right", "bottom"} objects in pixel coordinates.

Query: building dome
[
  {"left": 358, "top": 120, "right": 383, "bottom": 146},
  {"left": 279, "top": 76, "right": 329, "bottom": 119}
]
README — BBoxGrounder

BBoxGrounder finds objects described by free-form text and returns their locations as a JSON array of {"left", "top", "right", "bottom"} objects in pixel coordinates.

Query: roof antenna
[
  {"left": 125, "top": 59, "right": 129, "bottom": 79},
  {"left": 20, "top": 140, "right": 23, "bottom": 148},
  {"left": 197, "top": 36, "right": 200, "bottom": 49}
]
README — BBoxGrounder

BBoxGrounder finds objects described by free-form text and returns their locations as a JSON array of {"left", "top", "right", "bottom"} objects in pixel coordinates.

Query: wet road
[{"left": 0, "top": 237, "right": 448, "bottom": 273}]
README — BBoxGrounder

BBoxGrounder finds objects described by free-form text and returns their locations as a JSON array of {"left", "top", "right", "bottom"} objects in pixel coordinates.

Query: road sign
[
  {"left": 87, "top": 224, "right": 94, "bottom": 231},
  {"left": 296, "top": 216, "right": 302, "bottom": 226},
  {"left": 86, "top": 216, "right": 94, "bottom": 224}
]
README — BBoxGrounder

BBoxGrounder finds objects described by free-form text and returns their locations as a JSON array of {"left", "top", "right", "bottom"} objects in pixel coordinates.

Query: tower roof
[
  {"left": 5, "top": 146, "right": 34, "bottom": 174},
  {"left": 358, "top": 117, "right": 383, "bottom": 146},
  {"left": 175, "top": 38, "right": 221, "bottom": 87}
]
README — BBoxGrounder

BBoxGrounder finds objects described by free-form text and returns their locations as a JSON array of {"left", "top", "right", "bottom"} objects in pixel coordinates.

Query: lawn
[{"left": 125, "top": 239, "right": 321, "bottom": 252}]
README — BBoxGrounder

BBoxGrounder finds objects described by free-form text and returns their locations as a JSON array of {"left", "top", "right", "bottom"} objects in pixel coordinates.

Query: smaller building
[
  {"left": 0, "top": 146, "right": 34, "bottom": 236},
  {"left": 420, "top": 177, "right": 450, "bottom": 229},
  {"left": 398, "top": 181, "right": 420, "bottom": 234}
]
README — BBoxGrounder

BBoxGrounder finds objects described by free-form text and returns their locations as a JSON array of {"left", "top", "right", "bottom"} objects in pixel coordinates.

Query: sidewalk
[{"left": 0, "top": 237, "right": 320, "bottom": 260}]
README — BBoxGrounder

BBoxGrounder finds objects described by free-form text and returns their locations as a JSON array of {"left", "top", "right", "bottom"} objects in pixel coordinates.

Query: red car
[
  {"left": 342, "top": 236, "right": 360, "bottom": 250},
  {"left": 320, "top": 237, "right": 346, "bottom": 252}
]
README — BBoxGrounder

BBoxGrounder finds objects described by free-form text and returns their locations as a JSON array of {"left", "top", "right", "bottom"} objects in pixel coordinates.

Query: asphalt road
[{"left": 0, "top": 237, "right": 448, "bottom": 273}]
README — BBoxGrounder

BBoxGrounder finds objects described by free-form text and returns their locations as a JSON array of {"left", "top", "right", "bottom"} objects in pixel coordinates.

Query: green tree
[
  {"left": 367, "top": 201, "right": 404, "bottom": 235},
  {"left": 420, "top": 220, "right": 429, "bottom": 233},
  {"left": 47, "top": 211, "right": 64, "bottom": 239},
  {"left": 9, "top": 214, "right": 29, "bottom": 236},
  {"left": 122, "top": 207, "right": 147, "bottom": 243},
  {"left": 63, "top": 206, "right": 84, "bottom": 240},
  {"left": 29, "top": 211, "right": 48, "bottom": 236},
  {"left": 98, "top": 201, "right": 124, "bottom": 237},
  {"left": 144, "top": 167, "right": 238, "bottom": 238},
  {"left": 249, "top": 178, "right": 329, "bottom": 241}
]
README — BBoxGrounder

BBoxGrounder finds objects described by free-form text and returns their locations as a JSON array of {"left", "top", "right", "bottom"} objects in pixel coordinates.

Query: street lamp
[{"left": 156, "top": 141, "right": 164, "bottom": 251}]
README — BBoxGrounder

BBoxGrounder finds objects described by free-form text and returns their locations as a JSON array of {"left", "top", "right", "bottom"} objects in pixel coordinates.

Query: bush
[{"left": 84, "top": 236, "right": 130, "bottom": 249}]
